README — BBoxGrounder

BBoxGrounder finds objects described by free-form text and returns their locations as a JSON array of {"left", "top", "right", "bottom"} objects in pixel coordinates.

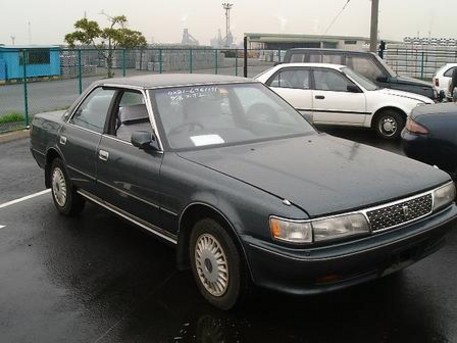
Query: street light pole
[{"left": 370, "top": 0, "right": 379, "bottom": 52}]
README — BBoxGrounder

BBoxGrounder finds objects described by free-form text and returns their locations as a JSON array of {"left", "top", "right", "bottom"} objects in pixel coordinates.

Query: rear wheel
[
  {"left": 50, "top": 158, "right": 85, "bottom": 216},
  {"left": 190, "top": 218, "right": 249, "bottom": 310},
  {"left": 374, "top": 110, "right": 405, "bottom": 140}
]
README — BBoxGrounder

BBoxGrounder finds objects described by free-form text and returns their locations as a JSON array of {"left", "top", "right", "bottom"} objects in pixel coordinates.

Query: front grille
[{"left": 366, "top": 194, "right": 433, "bottom": 231}]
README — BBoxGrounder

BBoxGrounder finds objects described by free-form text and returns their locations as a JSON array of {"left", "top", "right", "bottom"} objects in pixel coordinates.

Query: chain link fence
[
  {"left": 0, "top": 47, "right": 279, "bottom": 134},
  {"left": 4, "top": 45, "right": 454, "bottom": 134},
  {"left": 385, "top": 44, "right": 457, "bottom": 80}
]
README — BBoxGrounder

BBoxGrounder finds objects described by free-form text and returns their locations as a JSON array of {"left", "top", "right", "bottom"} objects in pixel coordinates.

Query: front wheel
[
  {"left": 50, "top": 158, "right": 85, "bottom": 216},
  {"left": 190, "top": 218, "right": 249, "bottom": 310},
  {"left": 374, "top": 110, "right": 405, "bottom": 140}
]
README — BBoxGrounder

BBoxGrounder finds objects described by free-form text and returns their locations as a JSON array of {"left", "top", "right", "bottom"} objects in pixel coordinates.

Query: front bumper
[{"left": 242, "top": 204, "right": 457, "bottom": 295}]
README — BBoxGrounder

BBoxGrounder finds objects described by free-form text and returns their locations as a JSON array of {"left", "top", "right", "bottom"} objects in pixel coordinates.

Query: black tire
[
  {"left": 190, "top": 218, "right": 250, "bottom": 310},
  {"left": 374, "top": 110, "right": 405, "bottom": 140},
  {"left": 49, "top": 158, "right": 85, "bottom": 216}
]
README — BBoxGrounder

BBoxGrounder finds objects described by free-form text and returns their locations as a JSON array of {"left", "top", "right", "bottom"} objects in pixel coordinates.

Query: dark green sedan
[{"left": 30, "top": 74, "right": 457, "bottom": 310}]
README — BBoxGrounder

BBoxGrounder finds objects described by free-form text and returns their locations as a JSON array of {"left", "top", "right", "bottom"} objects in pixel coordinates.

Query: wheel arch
[
  {"left": 176, "top": 202, "right": 253, "bottom": 279},
  {"left": 44, "top": 147, "right": 64, "bottom": 188},
  {"left": 370, "top": 106, "right": 407, "bottom": 128}
]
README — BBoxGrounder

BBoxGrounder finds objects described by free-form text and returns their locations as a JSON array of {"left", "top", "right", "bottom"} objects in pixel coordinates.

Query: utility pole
[{"left": 369, "top": 0, "right": 379, "bottom": 52}]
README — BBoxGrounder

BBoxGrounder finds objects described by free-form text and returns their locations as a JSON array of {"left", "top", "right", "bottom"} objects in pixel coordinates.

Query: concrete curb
[{"left": 0, "top": 129, "right": 30, "bottom": 144}]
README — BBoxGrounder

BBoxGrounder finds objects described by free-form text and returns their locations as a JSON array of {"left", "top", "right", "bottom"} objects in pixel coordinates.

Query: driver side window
[
  {"left": 114, "top": 91, "right": 152, "bottom": 142},
  {"left": 313, "top": 69, "right": 353, "bottom": 92}
]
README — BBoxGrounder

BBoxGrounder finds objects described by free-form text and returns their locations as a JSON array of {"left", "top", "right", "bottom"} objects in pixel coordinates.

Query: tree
[{"left": 65, "top": 15, "right": 147, "bottom": 78}]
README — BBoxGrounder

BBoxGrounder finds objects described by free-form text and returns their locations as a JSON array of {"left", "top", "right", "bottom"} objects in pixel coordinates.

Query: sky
[{"left": 1, "top": 0, "right": 456, "bottom": 46}]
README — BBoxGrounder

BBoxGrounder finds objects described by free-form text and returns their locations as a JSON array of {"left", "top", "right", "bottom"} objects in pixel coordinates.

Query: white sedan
[
  {"left": 433, "top": 63, "right": 457, "bottom": 99},
  {"left": 256, "top": 63, "right": 433, "bottom": 139}
]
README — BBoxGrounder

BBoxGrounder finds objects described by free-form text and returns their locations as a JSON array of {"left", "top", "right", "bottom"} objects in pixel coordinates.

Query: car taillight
[
  {"left": 405, "top": 118, "right": 429, "bottom": 135},
  {"left": 434, "top": 78, "right": 439, "bottom": 87}
]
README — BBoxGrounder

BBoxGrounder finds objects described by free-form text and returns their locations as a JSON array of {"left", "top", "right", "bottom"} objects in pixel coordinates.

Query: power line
[{"left": 322, "top": 0, "right": 351, "bottom": 36}]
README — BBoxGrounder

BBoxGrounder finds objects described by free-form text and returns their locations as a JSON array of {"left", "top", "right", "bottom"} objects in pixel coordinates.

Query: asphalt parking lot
[{"left": 1, "top": 128, "right": 457, "bottom": 342}]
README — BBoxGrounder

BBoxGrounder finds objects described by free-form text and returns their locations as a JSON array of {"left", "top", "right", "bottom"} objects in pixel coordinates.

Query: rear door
[
  {"left": 59, "top": 87, "right": 115, "bottom": 194},
  {"left": 266, "top": 67, "right": 313, "bottom": 120},
  {"left": 311, "top": 68, "right": 367, "bottom": 126}
]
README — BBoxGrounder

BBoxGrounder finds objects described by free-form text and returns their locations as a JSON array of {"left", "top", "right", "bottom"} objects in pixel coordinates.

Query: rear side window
[
  {"left": 322, "top": 54, "right": 343, "bottom": 64},
  {"left": 309, "top": 53, "right": 321, "bottom": 63},
  {"left": 290, "top": 54, "right": 305, "bottom": 63},
  {"left": 268, "top": 69, "right": 310, "bottom": 89},
  {"left": 444, "top": 67, "right": 457, "bottom": 77},
  {"left": 70, "top": 88, "right": 115, "bottom": 133}
]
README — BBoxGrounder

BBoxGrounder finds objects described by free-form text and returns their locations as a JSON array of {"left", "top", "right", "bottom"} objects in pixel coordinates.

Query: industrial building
[
  {"left": 0, "top": 45, "right": 60, "bottom": 81},
  {"left": 245, "top": 33, "right": 371, "bottom": 51}
]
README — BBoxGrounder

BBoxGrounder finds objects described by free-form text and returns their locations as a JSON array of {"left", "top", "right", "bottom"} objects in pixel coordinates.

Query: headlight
[
  {"left": 270, "top": 213, "right": 369, "bottom": 244},
  {"left": 269, "top": 217, "right": 312, "bottom": 243},
  {"left": 432, "top": 182, "right": 456, "bottom": 212},
  {"left": 312, "top": 213, "right": 370, "bottom": 242}
]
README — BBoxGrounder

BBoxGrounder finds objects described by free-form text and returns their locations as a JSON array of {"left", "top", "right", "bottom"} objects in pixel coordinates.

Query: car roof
[
  {"left": 287, "top": 48, "right": 376, "bottom": 55},
  {"left": 275, "top": 63, "right": 346, "bottom": 70},
  {"left": 93, "top": 73, "right": 256, "bottom": 90}
]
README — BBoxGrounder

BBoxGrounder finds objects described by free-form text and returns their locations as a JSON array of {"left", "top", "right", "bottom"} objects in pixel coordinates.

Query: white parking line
[
  {"left": 0, "top": 225, "right": 5, "bottom": 230},
  {"left": 0, "top": 189, "right": 50, "bottom": 210}
]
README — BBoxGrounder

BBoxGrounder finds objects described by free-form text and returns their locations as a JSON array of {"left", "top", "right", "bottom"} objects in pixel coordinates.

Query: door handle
[
  {"left": 315, "top": 95, "right": 325, "bottom": 100},
  {"left": 99, "top": 150, "right": 109, "bottom": 161}
]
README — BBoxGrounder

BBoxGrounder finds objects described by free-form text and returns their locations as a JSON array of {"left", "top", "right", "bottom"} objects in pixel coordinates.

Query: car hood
[
  {"left": 394, "top": 75, "right": 434, "bottom": 88},
  {"left": 178, "top": 134, "right": 450, "bottom": 217},
  {"left": 412, "top": 102, "right": 457, "bottom": 119},
  {"left": 375, "top": 88, "right": 432, "bottom": 103}
]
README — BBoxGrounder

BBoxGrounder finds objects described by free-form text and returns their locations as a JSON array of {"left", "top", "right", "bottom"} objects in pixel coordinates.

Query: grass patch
[{"left": 0, "top": 112, "right": 25, "bottom": 124}]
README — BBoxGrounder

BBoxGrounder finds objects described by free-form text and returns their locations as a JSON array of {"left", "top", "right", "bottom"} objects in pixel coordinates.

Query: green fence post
[
  {"left": 189, "top": 48, "right": 193, "bottom": 73},
  {"left": 215, "top": 49, "right": 218, "bottom": 75},
  {"left": 78, "top": 49, "right": 83, "bottom": 94},
  {"left": 420, "top": 51, "right": 425, "bottom": 79},
  {"left": 159, "top": 49, "right": 163, "bottom": 74},
  {"left": 22, "top": 50, "right": 29, "bottom": 127},
  {"left": 122, "top": 49, "right": 127, "bottom": 77},
  {"left": 235, "top": 50, "right": 238, "bottom": 76}
]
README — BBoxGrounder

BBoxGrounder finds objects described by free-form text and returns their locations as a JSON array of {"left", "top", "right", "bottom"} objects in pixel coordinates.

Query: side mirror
[
  {"left": 131, "top": 131, "right": 160, "bottom": 151},
  {"left": 376, "top": 75, "right": 388, "bottom": 83},
  {"left": 347, "top": 84, "right": 361, "bottom": 93}
]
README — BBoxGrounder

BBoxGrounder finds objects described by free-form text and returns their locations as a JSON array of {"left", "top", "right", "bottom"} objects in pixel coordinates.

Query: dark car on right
[
  {"left": 282, "top": 48, "right": 439, "bottom": 101},
  {"left": 402, "top": 102, "right": 457, "bottom": 179}
]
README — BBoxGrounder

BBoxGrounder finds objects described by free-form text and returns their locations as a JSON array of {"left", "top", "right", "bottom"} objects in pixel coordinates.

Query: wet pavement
[{"left": 1, "top": 128, "right": 457, "bottom": 342}]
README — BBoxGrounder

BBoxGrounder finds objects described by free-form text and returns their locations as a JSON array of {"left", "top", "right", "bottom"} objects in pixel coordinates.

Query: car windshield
[
  {"left": 342, "top": 67, "right": 380, "bottom": 91},
  {"left": 150, "top": 83, "right": 315, "bottom": 150}
]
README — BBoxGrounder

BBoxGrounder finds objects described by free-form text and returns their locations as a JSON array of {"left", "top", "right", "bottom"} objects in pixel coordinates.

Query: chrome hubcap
[
  {"left": 195, "top": 233, "right": 229, "bottom": 297},
  {"left": 379, "top": 116, "right": 397, "bottom": 136},
  {"left": 52, "top": 167, "right": 67, "bottom": 207}
]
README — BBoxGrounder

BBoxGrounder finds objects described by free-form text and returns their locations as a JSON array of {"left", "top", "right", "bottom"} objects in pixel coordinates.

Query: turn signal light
[{"left": 405, "top": 118, "right": 429, "bottom": 135}]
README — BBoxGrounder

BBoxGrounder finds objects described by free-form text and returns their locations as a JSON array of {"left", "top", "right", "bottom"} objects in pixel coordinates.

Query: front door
[
  {"left": 96, "top": 90, "right": 164, "bottom": 230},
  {"left": 311, "top": 69, "right": 367, "bottom": 126}
]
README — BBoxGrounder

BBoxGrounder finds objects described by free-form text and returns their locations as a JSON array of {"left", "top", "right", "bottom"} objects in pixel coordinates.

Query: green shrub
[{"left": 0, "top": 112, "right": 25, "bottom": 124}]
